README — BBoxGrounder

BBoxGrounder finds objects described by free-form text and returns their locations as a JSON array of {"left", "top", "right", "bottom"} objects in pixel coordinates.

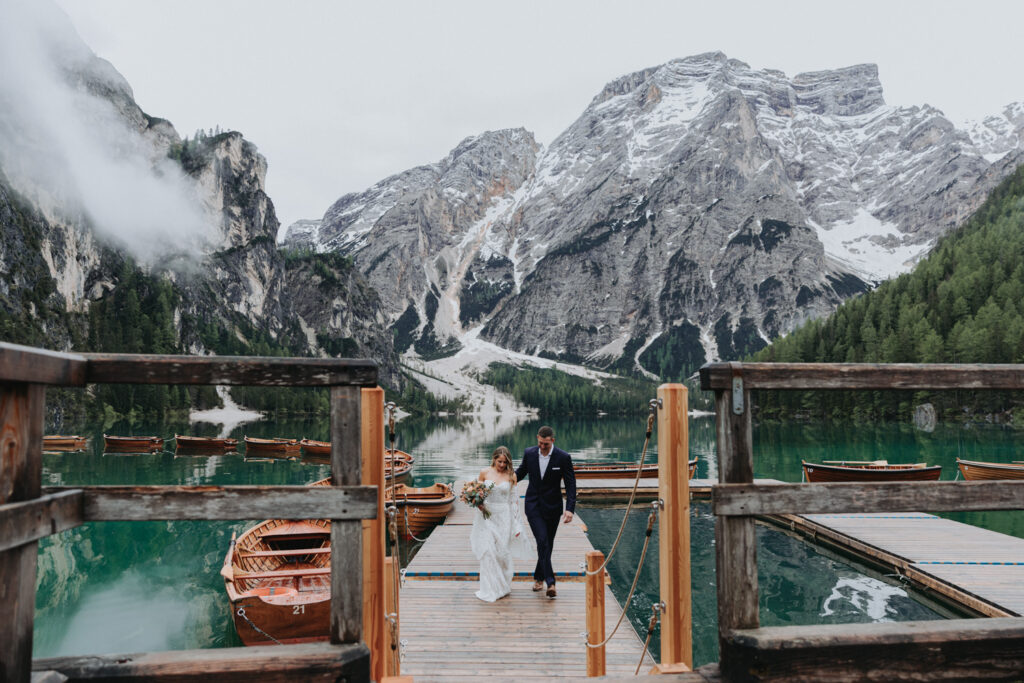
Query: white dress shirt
[{"left": 538, "top": 451, "right": 551, "bottom": 478}]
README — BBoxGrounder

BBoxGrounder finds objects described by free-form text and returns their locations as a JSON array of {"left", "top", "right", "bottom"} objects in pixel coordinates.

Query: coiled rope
[{"left": 584, "top": 398, "right": 659, "bottom": 577}]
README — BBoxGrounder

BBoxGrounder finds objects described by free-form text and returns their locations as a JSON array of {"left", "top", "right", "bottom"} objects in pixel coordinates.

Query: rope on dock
[
  {"left": 585, "top": 503, "right": 659, "bottom": 650},
  {"left": 635, "top": 602, "right": 665, "bottom": 675},
  {"left": 584, "top": 398, "right": 659, "bottom": 577},
  {"left": 385, "top": 401, "right": 403, "bottom": 675}
]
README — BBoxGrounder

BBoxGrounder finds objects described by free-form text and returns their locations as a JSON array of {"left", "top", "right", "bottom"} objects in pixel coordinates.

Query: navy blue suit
[{"left": 515, "top": 445, "right": 577, "bottom": 586}]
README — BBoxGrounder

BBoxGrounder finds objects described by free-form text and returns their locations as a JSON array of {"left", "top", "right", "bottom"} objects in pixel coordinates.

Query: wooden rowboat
[
  {"left": 311, "top": 477, "right": 453, "bottom": 540},
  {"left": 802, "top": 460, "right": 942, "bottom": 482},
  {"left": 42, "top": 435, "right": 88, "bottom": 451},
  {"left": 299, "top": 440, "right": 414, "bottom": 465},
  {"left": 573, "top": 457, "right": 698, "bottom": 480},
  {"left": 103, "top": 434, "right": 164, "bottom": 452},
  {"left": 244, "top": 437, "right": 301, "bottom": 456},
  {"left": 387, "top": 482, "right": 455, "bottom": 540},
  {"left": 299, "top": 438, "right": 330, "bottom": 457},
  {"left": 221, "top": 518, "right": 331, "bottom": 645},
  {"left": 957, "top": 458, "right": 1024, "bottom": 480},
  {"left": 175, "top": 434, "right": 238, "bottom": 452},
  {"left": 299, "top": 443, "right": 413, "bottom": 481}
]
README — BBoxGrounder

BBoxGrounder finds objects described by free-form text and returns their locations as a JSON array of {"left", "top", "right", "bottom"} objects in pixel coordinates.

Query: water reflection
[
  {"left": 38, "top": 413, "right": 1016, "bottom": 664},
  {"left": 820, "top": 576, "right": 910, "bottom": 621}
]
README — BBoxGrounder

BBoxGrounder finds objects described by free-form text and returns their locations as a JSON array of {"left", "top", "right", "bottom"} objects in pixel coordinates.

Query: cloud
[{"left": 0, "top": 0, "right": 212, "bottom": 263}]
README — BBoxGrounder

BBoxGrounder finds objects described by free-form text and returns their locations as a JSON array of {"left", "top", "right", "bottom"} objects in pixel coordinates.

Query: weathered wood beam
[
  {"left": 330, "top": 385, "right": 363, "bottom": 644},
  {"left": 720, "top": 617, "right": 1024, "bottom": 682},
  {"left": 82, "top": 353, "right": 378, "bottom": 386},
  {"left": 0, "top": 382, "right": 45, "bottom": 683},
  {"left": 41, "top": 486, "right": 377, "bottom": 521},
  {"left": 713, "top": 480, "right": 1024, "bottom": 516},
  {"left": 700, "top": 361, "right": 1024, "bottom": 391},
  {"left": 32, "top": 641, "right": 370, "bottom": 682},
  {"left": 0, "top": 343, "right": 86, "bottom": 386},
  {"left": 714, "top": 387, "right": 759, "bottom": 644},
  {"left": 0, "top": 490, "right": 83, "bottom": 552}
]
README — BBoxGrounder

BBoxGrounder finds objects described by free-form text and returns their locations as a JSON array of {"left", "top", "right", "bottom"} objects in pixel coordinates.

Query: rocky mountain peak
[
  {"left": 792, "top": 63, "right": 884, "bottom": 116},
  {"left": 291, "top": 52, "right": 1021, "bottom": 379}
]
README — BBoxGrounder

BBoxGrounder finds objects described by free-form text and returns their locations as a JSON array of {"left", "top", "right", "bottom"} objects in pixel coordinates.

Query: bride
[{"left": 469, "top": 446, "right": 530, "bottom": 602}]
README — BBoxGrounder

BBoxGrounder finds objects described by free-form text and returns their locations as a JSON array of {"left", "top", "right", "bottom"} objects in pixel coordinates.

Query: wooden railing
[
  {"left": 0, "top": 342, "right": 380, "bottom": 683},
  {"left": 700, "top": 362, "right": 1024, "bottom": 682}
]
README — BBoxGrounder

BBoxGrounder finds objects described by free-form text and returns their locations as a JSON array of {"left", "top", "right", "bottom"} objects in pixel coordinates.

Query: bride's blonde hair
[{"left": 491, "top": 446, "right": 515, "bottom": 482}]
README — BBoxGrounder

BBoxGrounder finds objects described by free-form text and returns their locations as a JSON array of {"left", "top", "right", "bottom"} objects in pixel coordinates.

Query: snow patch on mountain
[{"left": 811, "top": 210, "right": 926, "bottom": 281}]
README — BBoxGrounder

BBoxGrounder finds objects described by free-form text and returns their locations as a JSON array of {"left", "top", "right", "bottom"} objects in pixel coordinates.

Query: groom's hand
[{"left": 562, "top": 511, "right": 573, "bottom": 524}]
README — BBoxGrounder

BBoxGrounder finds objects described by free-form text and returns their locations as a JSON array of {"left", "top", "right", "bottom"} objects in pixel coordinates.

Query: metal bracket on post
[{"left": 731, "top": 375, "right": 744, "bottom": 415}]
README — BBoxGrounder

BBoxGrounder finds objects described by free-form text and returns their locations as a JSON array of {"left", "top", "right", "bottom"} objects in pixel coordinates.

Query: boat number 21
[{"left": 292, "top": 605, "right": 306, "bottom": 615}]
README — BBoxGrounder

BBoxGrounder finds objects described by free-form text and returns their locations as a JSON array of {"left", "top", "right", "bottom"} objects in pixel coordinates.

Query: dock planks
[
  {"left": 787, "top": 512, "right": 1024, "bottom": 617},
  {"left": 397, "top": 480, "right": 655, "bottom": 677}
]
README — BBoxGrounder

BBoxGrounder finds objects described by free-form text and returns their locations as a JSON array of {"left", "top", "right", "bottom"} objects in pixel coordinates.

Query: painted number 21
[{"left": 292, "top": 605, "right": 305, "bottom": 615}]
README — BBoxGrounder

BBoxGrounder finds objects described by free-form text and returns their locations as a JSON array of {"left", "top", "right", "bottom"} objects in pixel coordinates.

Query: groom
[{"left": 515, "top": 425, "right": 576, "bottom": 598}]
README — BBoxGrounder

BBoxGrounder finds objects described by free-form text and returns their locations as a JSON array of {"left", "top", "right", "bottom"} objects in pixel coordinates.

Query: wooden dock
[
  {"left": 397, "top": 481, "right": 656, "bottom": 678},
  {"left": 580, "top": 476, "right": 1024, "bottom": 619},
  {"left": 780, "top": 512, "right": 1024, "bottom": 617}
]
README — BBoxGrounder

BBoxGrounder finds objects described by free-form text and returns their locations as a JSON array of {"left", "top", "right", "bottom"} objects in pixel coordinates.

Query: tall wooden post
[
  {"left": 330, "top": 385, "right": 363, "bottom": 643},
  {"left": 714, "top": 363, "right": 758, "bottom": 659},
  {"left": 0, "top": 382, "right": 45, "bottom": 683},
  {"left": 383, "top": 555, "right": 400, "bottom": 678},
  {"left": 657, "top": 383, "right": 692, "bottom": 668},
  {"left": 361, "top": 387, "right": 386, "bottom": 679},
  {"left": 585, "top": 550, "right": 606, "bottom": 677}
]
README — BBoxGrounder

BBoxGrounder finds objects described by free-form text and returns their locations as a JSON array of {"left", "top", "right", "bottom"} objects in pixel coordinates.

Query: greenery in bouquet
[{"left": 460, "top": 480, "right": 493, "bottom": 519}]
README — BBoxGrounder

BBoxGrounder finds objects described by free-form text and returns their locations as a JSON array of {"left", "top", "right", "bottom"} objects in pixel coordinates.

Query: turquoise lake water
[{"left": 32, "top": 412, "right": 1021, "bottom": 666}]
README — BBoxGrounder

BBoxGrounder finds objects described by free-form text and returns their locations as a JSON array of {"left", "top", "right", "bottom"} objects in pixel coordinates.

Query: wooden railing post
[
  {"left": 331, "top": 385, "right": 363, "bottom": 643},
  {"left": 657, "top": 383, "right": 692, "bottom": 669},
  {"left": 0, "top": 382, "right": 45, "bottom": 683},
  {"left": 362, "top": 387, "right": 386, "bottom": 679},
  {"left": 714, "top": 364, "right": 758, "bottom": 660},
  {"left": 585, "top": 550, "right": 606, "bottom": 677},
  {"left": 383, "top": 555, "right": 400, "bottom": 678}
]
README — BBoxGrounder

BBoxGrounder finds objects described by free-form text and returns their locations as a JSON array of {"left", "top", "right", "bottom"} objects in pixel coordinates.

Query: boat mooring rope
[
  {"left": 236, "top": 606, "right": 283, "bottom": 645},
  {"left": 384, "top": 401, "right": 403, "bottom": 675},
  {"left": 584, "top": 398, "right": 659, "bottom": 577},
  {"left": 585, "top": 503, "right": 659, "bottom": 650},
  {"left": 635, "top": 602, "right": 665, "bottom": 675}
]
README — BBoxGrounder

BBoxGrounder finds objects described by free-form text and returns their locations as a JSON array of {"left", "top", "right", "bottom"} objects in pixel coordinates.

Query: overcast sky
[{"left": 56, "top": 0, "right": 1024, "bottom": 235}]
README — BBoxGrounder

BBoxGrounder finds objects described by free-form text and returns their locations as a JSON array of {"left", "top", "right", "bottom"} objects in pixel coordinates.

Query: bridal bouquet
[{"left": 460, "top": 480, "right": 493, "bottom": 519}]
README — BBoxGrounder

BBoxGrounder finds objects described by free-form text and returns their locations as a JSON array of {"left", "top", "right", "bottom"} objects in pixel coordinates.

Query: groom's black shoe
[
  {"left": 546, "top": 583, "right": 557, "bottom": 598},
  {"left": 533, "top": 581, "right": 544, "bottom": 591}
]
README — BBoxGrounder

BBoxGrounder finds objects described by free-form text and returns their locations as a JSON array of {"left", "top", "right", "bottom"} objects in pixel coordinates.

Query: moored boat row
[{"left": 801, "top": 457, "right": 1024, "bottom": 482}]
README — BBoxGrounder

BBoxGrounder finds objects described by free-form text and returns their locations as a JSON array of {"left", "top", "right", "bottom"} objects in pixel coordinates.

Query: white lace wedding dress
[{"left": 469, "top": 480, "right": 530, "bottom": 602}]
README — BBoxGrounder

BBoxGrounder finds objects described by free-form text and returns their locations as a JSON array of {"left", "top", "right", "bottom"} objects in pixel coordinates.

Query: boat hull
[
  {"left": 802, "top": 461, "right": 942, "bottom": 482},
  {"left": 573, "top": 458, "right": 698, "bottom": 479},
  {"left": 43, "top": 435, "right": 87, "bottom": 451},
  {"left": 244, "top": 437, "right": 301, "bottom": 456},
  {"left": 386, "top": 483, "right": 455, "bottom": 540},
  {"left": 224, "top": 518, "right": 332, "bottom": 646},
  {"left": 957, "top": 459, "right": 1024, "bottom": 481},
  {"left": 230, "top": 588, "right": 330, "bottom": 646},
  {"left": 175, "top": 435, "right": 237, "bottom": 452},
  {"left": 103, "top": 435, "right": 163, "bottom": 452}
]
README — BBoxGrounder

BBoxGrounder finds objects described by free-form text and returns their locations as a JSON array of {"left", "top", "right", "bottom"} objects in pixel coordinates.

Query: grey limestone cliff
[{"left": 290, "top": 52, "right": 1024, "bottom": 378}]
